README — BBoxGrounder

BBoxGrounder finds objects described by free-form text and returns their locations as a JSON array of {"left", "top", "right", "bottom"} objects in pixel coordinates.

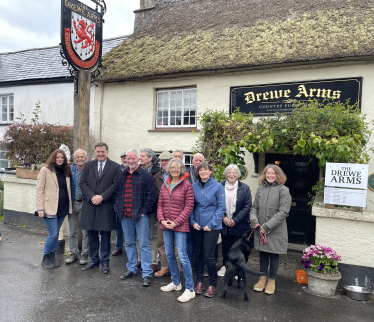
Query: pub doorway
[{"left": 265, "top": 154, "right": 320, "bottom": 245}]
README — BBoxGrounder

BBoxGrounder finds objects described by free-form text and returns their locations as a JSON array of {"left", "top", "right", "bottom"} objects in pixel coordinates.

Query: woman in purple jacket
[{"left": 157, "top": 158, "right": 195, "bottom": 303}]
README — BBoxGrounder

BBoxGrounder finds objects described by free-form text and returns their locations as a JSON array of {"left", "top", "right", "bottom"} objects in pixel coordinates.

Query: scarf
[{"left": 225, "top": 180, "right": 238, "bottom": 219}]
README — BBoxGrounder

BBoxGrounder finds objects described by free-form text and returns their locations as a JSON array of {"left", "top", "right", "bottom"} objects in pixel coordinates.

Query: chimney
[{"left": 133, "top": 0, "right": 156, "bottom": 31}]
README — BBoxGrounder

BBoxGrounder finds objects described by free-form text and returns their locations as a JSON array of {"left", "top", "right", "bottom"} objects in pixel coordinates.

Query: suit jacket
[
  {"left": 80, "top": 158, "right": 120, "bottom": 231},
  {"left": 36, "top": 166, "right": 72, "bottom": 216},
  {"left": 154, "top": 169, "right": 165, "bottom": 198}
]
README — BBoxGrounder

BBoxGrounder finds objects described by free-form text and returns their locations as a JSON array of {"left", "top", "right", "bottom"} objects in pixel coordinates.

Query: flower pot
[
  {"left": 16, "top": 168, "right": 40, "bottom": 180},
  {"left": 306, "top": 270, "right": 341, "bottom": 297}
]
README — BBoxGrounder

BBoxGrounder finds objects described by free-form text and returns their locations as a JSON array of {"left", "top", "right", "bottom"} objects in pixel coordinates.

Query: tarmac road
[{"left": 0, "top": 222, "right": 373, "bottom": 322}]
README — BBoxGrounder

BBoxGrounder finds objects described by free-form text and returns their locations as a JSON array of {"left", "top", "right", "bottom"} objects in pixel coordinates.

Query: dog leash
[{"left": 247, "top": 224, "right": 267, "bottom": 245}]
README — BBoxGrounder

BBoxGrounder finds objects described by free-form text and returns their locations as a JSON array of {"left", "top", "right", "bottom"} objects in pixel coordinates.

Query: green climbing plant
[{"left": 193, "top": 99, "right": 371, "bottom": 183}]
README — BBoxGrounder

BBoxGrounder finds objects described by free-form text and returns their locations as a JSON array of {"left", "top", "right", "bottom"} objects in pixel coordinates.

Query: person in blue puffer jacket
[{"left": 190, "top": 162, "right": 226, "bottom": 298}]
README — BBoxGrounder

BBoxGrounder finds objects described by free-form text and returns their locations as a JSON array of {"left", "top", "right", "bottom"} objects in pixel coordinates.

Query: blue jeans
[
  {"left": 163, "top": 230, "right": 194, "bottom": 291},
  {"left": 44, "top": 216, "right": 66, "bottom": 255},
  {"left": 115, "top": 214, "right": 124, "bottom": 250},
  {"left": 121, "top": 216, "right": 152, "bottom": 278}
]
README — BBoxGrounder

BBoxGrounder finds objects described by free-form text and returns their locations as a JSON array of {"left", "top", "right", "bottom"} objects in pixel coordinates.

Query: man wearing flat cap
[{"left": 153, "top": 151, "right": 174, "bottom": 277}]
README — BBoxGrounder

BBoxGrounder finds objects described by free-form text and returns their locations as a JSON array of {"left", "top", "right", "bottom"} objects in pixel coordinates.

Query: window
[
  {"left": 156, "top": 88, "right": 196, "bottom": 127},
  {"left": 1, "top": 95, "right": 14, "bottom": 122},
  {"left": 183, "top": 154, "right": 193, "bottom": 169},
  {"left": 0, "top": 147, "right": 9, "bottom": 169}
]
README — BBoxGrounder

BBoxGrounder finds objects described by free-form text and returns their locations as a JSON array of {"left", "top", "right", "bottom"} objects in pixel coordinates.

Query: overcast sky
[{"left": 0, "top": 0, "right": 138, "bottom": 53}]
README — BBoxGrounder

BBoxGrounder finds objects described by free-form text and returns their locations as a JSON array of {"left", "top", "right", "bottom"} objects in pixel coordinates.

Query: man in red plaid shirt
[{"left": 114, "top": 149, "right": 157, "bottom": 286}]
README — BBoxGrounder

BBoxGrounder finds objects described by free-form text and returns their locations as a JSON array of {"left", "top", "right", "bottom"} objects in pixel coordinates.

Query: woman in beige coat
[
  {"left": 250, "top": 164, "right": 291, "bottom": 295},
  {"left": 36, "top": 149, "right": 72, "bottom": 269}
]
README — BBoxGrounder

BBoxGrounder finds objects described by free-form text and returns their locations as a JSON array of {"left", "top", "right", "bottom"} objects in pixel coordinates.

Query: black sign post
[
  {"left": 60, "top": 0, "right": 106, "bottom": 92},
  {"left": 230, "top": 77, "right": 362, "bottom": 116}
]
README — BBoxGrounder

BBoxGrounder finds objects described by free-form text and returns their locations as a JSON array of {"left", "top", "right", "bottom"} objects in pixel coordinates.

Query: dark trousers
[
  {"left": 222, "top": 234, "right": 241, "bottom": 266},
  {"left": 87, "top": 230, "right": 111, "bottom": 266},
  {"left": 259, "top": 251, "right": 280, "bottom": 279},
  {"left": 187, "top": 226, "right": 194, "bottom": 266},
  {"left": 193, "top": 229, "right": 219, "bottom": 287}
]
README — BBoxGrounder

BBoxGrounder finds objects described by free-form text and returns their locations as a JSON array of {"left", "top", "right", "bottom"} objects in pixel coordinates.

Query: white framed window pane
[
  {"left": 9, "top": 96, "right": 14, "bottom": 105},
  {"left": 156, "top": 88, "right": 196, "bottom": 128},
  {"left": 184, "top": 154, "right": 193, "bottom": 169},
  {"left": 0, "top": 160, "right": 8, "bottom": 169},
  {"left": 2, "top": 113, "right": 7, "bottom": 121},
  {"left": 1, "top": 97, "right": 6, "bottom": 105}
]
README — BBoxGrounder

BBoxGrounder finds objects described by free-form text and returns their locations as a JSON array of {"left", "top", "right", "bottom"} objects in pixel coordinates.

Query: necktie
[{"left": 99, "top": 162, "right": 103, "bottom": 177}]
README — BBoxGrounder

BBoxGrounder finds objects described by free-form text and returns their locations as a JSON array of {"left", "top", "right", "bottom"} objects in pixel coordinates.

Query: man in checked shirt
[{"left": 114, "top": 149, "right": 157, "bottom": 286}]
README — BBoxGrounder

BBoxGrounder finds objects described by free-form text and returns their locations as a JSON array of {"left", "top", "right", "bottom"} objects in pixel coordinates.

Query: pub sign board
[
  {"left": 61, "top": 0, "right": 103, "bottom": 70},
  {"left": 230, "top": 77, "right": 362, "bottom": 116},
  {"left": 325, "top": 162, "right": 368, "bottom": 190}
]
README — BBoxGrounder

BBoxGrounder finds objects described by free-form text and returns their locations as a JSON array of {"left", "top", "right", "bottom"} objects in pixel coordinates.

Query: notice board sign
[
  {"left": 325, "top": 163, "right": 368, "bottom": 189},
  {"left": 230, "top": 77, "right": 362, "bottom": 116},
  {"left": 324, "top": 188, "right": 367, "bottom": 208}
]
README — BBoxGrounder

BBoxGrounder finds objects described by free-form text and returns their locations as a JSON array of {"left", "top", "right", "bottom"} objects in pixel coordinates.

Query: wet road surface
[{"left": 0, "top": 222, "right": 373, "bottom": 322}]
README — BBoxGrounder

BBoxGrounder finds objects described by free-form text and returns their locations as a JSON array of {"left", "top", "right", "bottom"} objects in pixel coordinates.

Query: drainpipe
[{"left": 99, "top": 83, "right": 104, "bottom": 141}]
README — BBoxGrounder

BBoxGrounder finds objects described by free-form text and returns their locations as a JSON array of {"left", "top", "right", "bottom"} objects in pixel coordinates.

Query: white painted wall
[
  {"left": 0, "top": 82, "right": 96, "bottom": 155},
  {"left": 95, "top": 60, "right": 374, "bottom": 211},
  {"left": 313, "top": 206, "right": 374, "bottom": 268},
  {"left": 0, "top": 83, "right": 74, "bottom": 128},
  {"left": 1, "top": 175, "right": 37, "bottom": 214}
]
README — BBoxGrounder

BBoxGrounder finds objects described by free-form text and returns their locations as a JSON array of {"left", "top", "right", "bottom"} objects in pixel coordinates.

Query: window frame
[
  {"left": 0, "top": 144, "right": 10, "bottom": 170},
  {"left": 1, "top": 94, "right": 14, "bottom": 123},
  {"left": 155, "top": 87, "right": 197, "bottom": 128}
]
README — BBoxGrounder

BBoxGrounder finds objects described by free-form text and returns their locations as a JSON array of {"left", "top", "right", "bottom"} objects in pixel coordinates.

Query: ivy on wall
[{"left": 193, "top": 100, "right": 372, "bottom": 182}]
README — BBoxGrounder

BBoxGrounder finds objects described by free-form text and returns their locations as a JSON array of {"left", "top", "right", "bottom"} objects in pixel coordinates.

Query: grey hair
[
  {"left": 224, "top": 164, "right": 241, "bottom": 180},
  {"left": 173, "top": 149, "right": 184, "bottom": 156},
  {"left": 166, "top": 159, "right": 187, "bottom": 178},
  {"left": 74, "top": 148, "right": 87, "bottom": 158},
  {"left": 126, "top": 149, "right": 140, "bottom": 158},
  {"left": 193, "top": 153, "right": 205, "bottom": 161},
  {"left": 140, "top": 148, "right": 156, "bottom": 158}
]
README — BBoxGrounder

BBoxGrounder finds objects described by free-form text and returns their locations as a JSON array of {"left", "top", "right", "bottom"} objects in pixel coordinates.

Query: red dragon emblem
[{"left": 73, "top": 19, "right": 95, "bottom": 52}]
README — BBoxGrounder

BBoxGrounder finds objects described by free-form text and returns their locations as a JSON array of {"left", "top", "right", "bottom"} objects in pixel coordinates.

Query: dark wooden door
[{"left": 264, "top": 154, "right": 319, "bottom": 245}]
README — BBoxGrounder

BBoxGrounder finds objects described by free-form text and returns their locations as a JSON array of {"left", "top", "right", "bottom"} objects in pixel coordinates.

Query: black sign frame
[
  {"left": 230, "top": 77, "right": 362, "bottom": 116},
  {"left": 60, "top": 0, "right": 104, "bottom": 71}
]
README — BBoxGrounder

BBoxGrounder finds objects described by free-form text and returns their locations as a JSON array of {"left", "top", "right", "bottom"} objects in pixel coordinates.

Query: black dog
[{"left": 220, "top": 230, "right": 266, "bottom": 301}]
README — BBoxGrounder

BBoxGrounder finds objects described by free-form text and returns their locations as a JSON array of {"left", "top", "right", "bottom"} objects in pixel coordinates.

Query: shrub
[
  {"left": 1, "top": 102, "right": 73, "bottom": 165},
  {"left": 194, "top": 99, "right": 371, "bottom": 181}
]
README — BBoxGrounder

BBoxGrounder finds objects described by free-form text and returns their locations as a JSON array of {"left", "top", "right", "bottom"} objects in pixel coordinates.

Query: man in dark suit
[{"left": 80, "top": 142, "right": 121, "bottom": 274}]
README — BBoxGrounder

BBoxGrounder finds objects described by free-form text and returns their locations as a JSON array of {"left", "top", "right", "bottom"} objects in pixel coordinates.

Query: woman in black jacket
[{"left": 217, "top": 164, "right": 252, "bottom": 277}]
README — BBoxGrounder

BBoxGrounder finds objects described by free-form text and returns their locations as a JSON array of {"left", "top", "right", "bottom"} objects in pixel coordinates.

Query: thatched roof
[{"left": 101, "top": 0, "right": 374, "bottom": 81}]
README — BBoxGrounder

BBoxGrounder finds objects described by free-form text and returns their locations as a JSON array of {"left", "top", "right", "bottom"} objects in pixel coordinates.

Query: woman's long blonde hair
[{"left": 258, "top": 164, "right": 287, "bottom": 185}]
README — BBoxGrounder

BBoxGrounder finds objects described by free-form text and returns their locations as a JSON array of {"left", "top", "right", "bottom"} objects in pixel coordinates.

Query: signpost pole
[
  {"left": 58, "top": 0, "right": 106, "bottom": 255},
  {"left": 73, "top": 70, "right": 91, "bottom": 154}
]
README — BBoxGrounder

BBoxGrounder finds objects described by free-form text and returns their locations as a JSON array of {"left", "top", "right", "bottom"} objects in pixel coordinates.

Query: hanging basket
[{"left": 306, "top": 270, "right": 342, "bottom": 297}]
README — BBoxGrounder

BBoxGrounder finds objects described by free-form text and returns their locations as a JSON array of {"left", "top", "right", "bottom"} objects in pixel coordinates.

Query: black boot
[
  {"left": 50, "top": 252, "right": 60, "bottom": 267},
  {"left": 41, "top": 254, "right": 54, "bottom": 269}
]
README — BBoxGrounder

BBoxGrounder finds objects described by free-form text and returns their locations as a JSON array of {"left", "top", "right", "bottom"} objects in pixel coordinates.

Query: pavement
[{"left": 0, "top": 222, "right": 373, "bottom": 322}]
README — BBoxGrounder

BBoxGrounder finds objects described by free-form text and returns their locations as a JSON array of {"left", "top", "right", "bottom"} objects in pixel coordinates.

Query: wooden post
[
  {"left": 73, "top": 70, "right": 91, "bottom": 155},
  {"left": 58, "top": 70, "right": 91, "bottom": 254}
]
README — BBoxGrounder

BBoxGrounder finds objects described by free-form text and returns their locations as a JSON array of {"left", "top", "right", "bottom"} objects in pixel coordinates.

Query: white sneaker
[
  {"left": 160, "top": 282, "right": 182, "bottom": 292},
  {"left": 177, "top": 289, "right": 196, "bottom": 303},
  {"left": 217, "top": 266, "right": 226, "bottom": 277}
]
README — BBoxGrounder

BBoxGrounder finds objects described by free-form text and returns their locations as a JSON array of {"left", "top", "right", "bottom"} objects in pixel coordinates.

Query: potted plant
[
  {"left": 301, "top": 244, "right": 342, "bottom": 297},
  {"left": 16, "top": 163, "right": 44, "bottom": 180}
]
